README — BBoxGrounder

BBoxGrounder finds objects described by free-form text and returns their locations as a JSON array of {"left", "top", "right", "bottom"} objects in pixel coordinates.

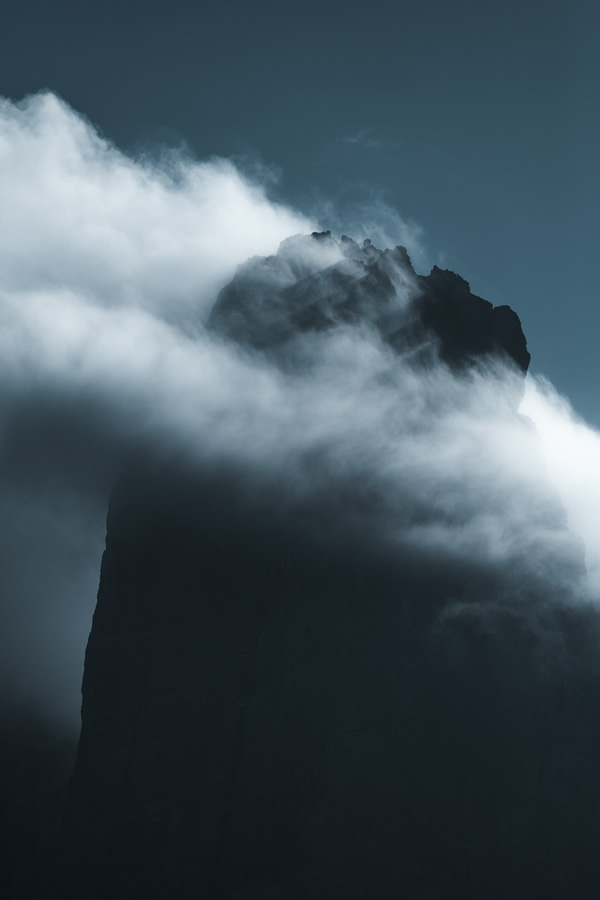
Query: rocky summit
[
  {"left": 209, "top": 231, "right": 531, "bottom": 373},
  {"left": 51, "top": 236, "right": 600, "bottom": 900}
]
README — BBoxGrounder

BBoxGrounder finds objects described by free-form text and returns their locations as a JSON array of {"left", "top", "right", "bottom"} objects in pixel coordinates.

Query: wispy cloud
[{"left": 339, "top": 128, "right": 383, "bottom": 149}]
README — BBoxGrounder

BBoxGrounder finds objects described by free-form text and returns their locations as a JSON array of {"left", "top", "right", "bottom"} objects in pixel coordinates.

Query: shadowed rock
[
  {"left": 51, "top": 236, "right": 600, "bottom": 900},
  {"left": 209, "top": 233, "right": 530, "bottom": 375}
]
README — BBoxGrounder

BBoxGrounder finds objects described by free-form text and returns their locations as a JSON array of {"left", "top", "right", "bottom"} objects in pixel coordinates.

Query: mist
[{"left": 0, "top": 90, "right": 599, "bottom": 739}]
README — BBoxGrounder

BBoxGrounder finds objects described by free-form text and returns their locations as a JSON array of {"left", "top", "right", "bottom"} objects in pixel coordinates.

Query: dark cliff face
[{"left": 53, "top": 236, "right": 600, "bottom": 900}]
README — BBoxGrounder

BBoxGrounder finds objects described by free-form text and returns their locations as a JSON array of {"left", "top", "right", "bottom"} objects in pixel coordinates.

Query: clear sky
[{"left": 1, "top": 0, "right": 598, "bottom": 423}]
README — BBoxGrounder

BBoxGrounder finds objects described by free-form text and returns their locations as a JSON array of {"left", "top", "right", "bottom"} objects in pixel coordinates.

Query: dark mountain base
[{"left": 47, "top": 459, "right": 600, "bottom": 900}]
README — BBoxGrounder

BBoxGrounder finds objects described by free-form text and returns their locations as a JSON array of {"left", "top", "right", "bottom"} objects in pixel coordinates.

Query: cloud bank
[
  {"left": 0, "top": 91, "right": 313, "bottom": 323},
  {"left": 0, "top": 91, "right": 598, "bottom": 732}
]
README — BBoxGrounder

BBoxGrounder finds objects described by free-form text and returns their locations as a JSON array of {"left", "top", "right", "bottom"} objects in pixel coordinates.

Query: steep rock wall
[{"left": 55, "top": 237, "right": 600, "bottom": 900}]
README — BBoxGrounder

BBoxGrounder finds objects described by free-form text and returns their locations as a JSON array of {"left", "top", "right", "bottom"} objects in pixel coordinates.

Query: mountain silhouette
[{"left": 47, "top": 236, "right": 600, "bottom": 900}]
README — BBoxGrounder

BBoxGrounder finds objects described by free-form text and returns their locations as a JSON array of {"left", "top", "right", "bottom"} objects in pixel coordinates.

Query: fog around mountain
[{"left": 2, "top": 91, "right": 600, "bottom": 899}]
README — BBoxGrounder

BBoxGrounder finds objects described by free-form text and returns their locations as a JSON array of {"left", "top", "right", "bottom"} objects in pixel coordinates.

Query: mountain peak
[{"left": 208, "top": 232, "right": 530, "bottom": 375}]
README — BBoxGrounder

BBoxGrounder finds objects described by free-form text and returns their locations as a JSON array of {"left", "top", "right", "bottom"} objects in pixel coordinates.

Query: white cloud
[
  {"left": 0, "top": 91, "right": 313, "bottom": 323},
  {"left": 521, "top": 376, "right": 600, "bottom": 593}
]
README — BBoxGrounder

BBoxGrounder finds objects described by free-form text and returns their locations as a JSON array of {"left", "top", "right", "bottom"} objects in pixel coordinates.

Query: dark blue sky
[{"left": 2, "top": 0, "right": 598, "bottom": 422}]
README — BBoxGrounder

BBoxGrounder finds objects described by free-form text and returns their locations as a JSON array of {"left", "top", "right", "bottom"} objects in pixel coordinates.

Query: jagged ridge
[{"left": 209, "top": 231, "right": 530, "bottom": 374}]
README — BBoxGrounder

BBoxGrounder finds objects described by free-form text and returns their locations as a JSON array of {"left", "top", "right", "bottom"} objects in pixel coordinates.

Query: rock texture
[
  {"left": 54, "top": 236, "right": 600, "bottom": 900},
  {"left": 208, "top": 232, "right": 531, "bottom": 373}
]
